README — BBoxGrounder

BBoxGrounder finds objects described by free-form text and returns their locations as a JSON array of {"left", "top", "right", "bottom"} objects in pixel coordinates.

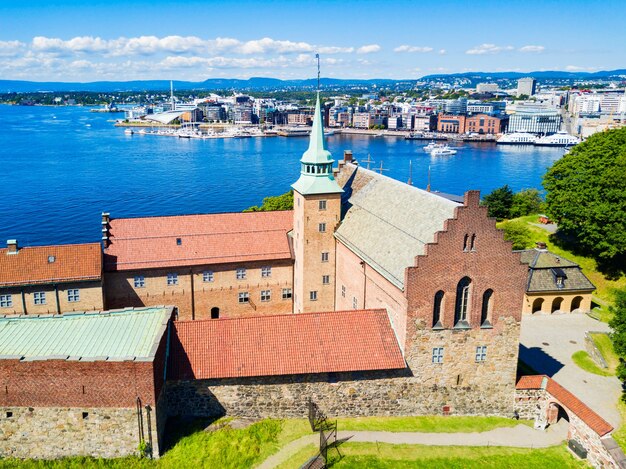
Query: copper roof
[
  {"left": 169, "top": 309, "right": 406, "bottom": 380},
  {"left": 0, "top": 243, "right": 102, "bottom": 287},
  {"left": 104, "top": 211, "right": 293, "bottom": 271}
]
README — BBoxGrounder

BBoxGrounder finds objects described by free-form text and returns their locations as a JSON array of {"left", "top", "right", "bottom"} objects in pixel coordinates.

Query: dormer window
[{"left": 551, "top": 268, "right": 567, "bottom": 288}]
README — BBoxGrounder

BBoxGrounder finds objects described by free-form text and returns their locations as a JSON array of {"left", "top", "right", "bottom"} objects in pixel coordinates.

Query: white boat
[
  {"left": 324, "top": 129, "right": 336, "bottom": 136},
  {"left": 424, "top": 142, "right": 444, "bottom": 153},
  {"left": 124, "top": 128, "right": 134, "bottom": 135},
  {"left": 534, "top": 131, "right": 581, "bottom": 147},
  {"left": 496, "top": 132, "right": 537, "bottom": 145},
  {"left": 431, "top": 145, "right": 457, "bottom": 156}
]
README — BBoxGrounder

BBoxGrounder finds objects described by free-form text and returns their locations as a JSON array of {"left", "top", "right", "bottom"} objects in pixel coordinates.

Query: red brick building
[{"left": 465, "top": 113, "right": 503, "bottom": 134}]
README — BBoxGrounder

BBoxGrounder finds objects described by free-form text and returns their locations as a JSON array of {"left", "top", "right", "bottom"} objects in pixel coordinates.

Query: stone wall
[
  {"left": 163, "top": 369, "right": 517, "bottom": 420},
  {"left": 0, "top": 406, "right": 158, "bottom": 459}
]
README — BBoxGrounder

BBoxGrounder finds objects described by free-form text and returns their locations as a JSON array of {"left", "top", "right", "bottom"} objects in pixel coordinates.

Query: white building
[
  {"left": 517, "top": 77, "right": 537, "bottom": 96},
  {"left": 476, "top": 83, "right": 499, "bottom": 93},
  {"left": 508, "top": 108, "right": 561, "bottom": 134}
]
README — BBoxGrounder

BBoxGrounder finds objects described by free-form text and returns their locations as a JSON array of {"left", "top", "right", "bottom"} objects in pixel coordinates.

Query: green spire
[
  {"left": 291, "top": 92, "right": 343, "bottom": 195},
  {"left": 301, "top": 93, "right": 332, "bottom": 164}
]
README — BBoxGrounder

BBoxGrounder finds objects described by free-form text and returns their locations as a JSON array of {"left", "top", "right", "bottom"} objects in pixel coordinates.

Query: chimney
[
  {"left": 6, "top": 239, "right": 18, "bottom": 254},
  {"left": 101, "top": 212, "right": 110, "bottom": 248},
  {"left": 343, "top": 150, "right": 353, "bottom": 163},
  {"left": 536, "top": 241, "right": 547, "bottom": 251}
]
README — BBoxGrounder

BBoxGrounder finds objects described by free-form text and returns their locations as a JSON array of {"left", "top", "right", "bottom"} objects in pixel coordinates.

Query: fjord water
[{"left": 0, "top": 105, "right": 564, "bottom": 246}]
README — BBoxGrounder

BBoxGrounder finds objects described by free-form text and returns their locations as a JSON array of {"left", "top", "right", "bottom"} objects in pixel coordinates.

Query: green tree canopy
[
  {"left": 609, "top": 288, "right": 626, "bottom": 398},
  {"left": 500, "top": 221, "right": 534, "bottom": 250},
  {"left": 482, "top": 185, "right": 514, "bottom": 221},
  {"left": 510, "top": 188, "right": 543, "bottom": 218},
  {"left": 244, "top": 190, "right": 294, "bottom": 212},
  {"left": 543, "top": 127, "right": 626, "bottom": 269}
]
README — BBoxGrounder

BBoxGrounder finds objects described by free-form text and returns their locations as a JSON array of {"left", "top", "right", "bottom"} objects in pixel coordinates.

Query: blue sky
[{"left": 0, "top": 0, "right": 623, "bottom": 82}]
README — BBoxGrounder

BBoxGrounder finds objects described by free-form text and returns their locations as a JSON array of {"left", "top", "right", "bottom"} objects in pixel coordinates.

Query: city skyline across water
[{"left": 0, "top": 104, "right": 563, "bottom": 246}]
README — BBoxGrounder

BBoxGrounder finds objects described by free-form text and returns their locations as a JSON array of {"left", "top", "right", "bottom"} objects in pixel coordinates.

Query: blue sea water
[{"left": 0, "top": 104, "right": 564, "bottom": 246}]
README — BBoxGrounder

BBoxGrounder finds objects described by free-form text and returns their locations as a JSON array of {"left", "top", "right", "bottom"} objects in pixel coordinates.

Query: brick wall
[
  {"left": 105, "top": 260, "right": 293, "bottom": 320},
  {"left": 0, "top": 281, "right": 104, "bottom": 315}
]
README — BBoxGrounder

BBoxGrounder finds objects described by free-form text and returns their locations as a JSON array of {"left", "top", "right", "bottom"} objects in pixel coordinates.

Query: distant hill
[{"left": 0, "top": 77, "right": 401, "bottom": 93}]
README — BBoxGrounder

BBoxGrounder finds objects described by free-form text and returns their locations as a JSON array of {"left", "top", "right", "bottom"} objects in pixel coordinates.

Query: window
[
  {"left": 203, "top": 271, "right": 214, "bottom": 282},
  {"left": 261, "top": 290, "right": 271, "bottom": 302},
  {"left": 322, "top": 275, "right": 330, "bottom": 285},
  {"left": 33, "top": 291, "right": 46, "bottom": 305},
  {"left": 238, "top": 292, "right": 249, "bottom": 303},
  {"left": 236, "top": 268, "right": 247, "bottom": 280},
  {"left": 432, "top": 290, "right": 444, "bottom": 328},
  {"left": 67, "top": 289, "right": 80, "bottom": 302},
  {"left": 318, "top": 223, "right": 326, "bottom": 233},
  {"left": 211, "top": 307, "right": 220, "bottom": 319},
  {"left": 0, "top": 294, "right": 13, "bottom": 308},
  {"left": 134, "top": 276, "right": 145, "bottom": 288},
  {"left": 321, "top": 252, "right": 329, "bottom": 262},
  {"left": 454, "top": 277, "right": 471, "bottom": 327},
  {"left": 463, "top": 234, "right": 469, "bottom": 252},
  {"left": 167, "top": 273, "right": 178, "bottom": 286},
  {"left": 310, "top": 291, "right": 318, "bottom": 301},
  {"left": 341, "top": 285, "right": 346, "bottom": 298},
  {"left": 319, "top": 200, "right": 327, "bottom": 210},
  {"left": 470, "top": 234, "right": 476, "bottom": 251},
  {"left": 352, "top": 297, "right": 358, "bottom": 309},
  {"left": 475, "top": 346, "right": 487, "bottom": 362},
  {"left": 261, "top": 266, "right": 272, "bottom": 278},
  {"left": 432, "top": 347, "right": 444, "bottom": 364},
  {"left": 282, "top": 288, "right": 292, "bottom": 300},
  {"left": 481, "top": 289, "right": 493, "bottom": 327},
  {"left": 176, "top": 238, "right": 182, "bottom": 246}
]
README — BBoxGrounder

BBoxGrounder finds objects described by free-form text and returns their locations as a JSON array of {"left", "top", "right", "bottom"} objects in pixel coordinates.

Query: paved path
[
  {"left": 520, "top": 313, "right": 622, "bottom": 427},
  {"left": 256, "top": 421, "right": 568, "bottom": 469}
]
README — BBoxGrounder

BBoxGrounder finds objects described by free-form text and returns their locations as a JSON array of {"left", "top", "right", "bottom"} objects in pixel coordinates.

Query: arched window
[
  {"left": 463, "top": 234, "right": 469, "bottom": 252},
  {"left": 532, "top": 298, "right": 544, "bottom": 314},
  {"left": 433, "top": 290, "right": 444, "bottom": 329},
  {"left": 481, "top": 289, "right": 493, "bottom": 327},
  {"left": 551, "top": 297, "right": 563, "bottom": 314},
  {"left": 571, "top": 296, "right": 584, "bottom": 312},
  {"left": 454, "top": 277, "right": 471, "bottom": 328},
  {"left": 470, "top": 234, "right": 476, "bottom": 251}
]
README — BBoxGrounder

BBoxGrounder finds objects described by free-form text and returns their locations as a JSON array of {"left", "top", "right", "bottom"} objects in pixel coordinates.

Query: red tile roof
[
  {"left": 104, "top": 211, "right": 293, "bottom": 271},
  {"left": 0, "top": 243, "right": 102, "bottom": 287},
  {"left": 169, "top": 309, "right": 406, "bottom": 380},
  {"left": 516, "top": 375, "right": 613, "bottom": 436}
]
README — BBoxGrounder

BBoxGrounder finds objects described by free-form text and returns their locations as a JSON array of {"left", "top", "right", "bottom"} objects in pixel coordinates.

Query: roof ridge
[
  {"left": 110, "top": 209, "right": 294, "bottom": 222},
  {"left": 0, "top": 242, "right": 101, "bottom": 251},
  {"left": 110, "top": 227, "right": 291, "bottom": 241}
]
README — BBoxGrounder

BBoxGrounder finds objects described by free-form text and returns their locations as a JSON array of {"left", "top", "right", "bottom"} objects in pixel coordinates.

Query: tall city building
[{"left": 517, "top": 77, "right": 537, "bottom": 96}]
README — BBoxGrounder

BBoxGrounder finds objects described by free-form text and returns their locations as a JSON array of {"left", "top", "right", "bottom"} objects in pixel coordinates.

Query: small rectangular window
[
  {"left": 134, "top": 276, "right": 145, "bottom": 288},
  {"left": 282, "top": 288, "right": 292, "bottom": 300},
  {"left": 167, "top": 273, "right": 178, "bottom": 286},
  {"left": 33, "top": 291, "right": 46, "bottom": 305},
  {"left": 432, "top": 347, "right": 444, "bottom": 364},
  {"left": 203, "top": 271, "right": 214, "bottom": 282},
  {"left": 67, "top": 289, "right": 80, "bottom": 302},
  {"left": 310, "top": 291, "right": 318, "bottom": 301},
  {"left": 352, "top": 297, "right": 358, "bottom": 309},
  {"left": 318, "top": 223, "right": 326, "bottom": 233},
  {"left": 261, "top": 266, "right": 272, "bottom": 278},
  {"left": 319, "top": 200, "right": 327, "bottom": 210},
  {"left": 238, "top": 292, "right": 249, "bottom": 303},
  {"left": 341, "top": 285, "right": 346, "bottom": 297},
  {"left": 321, "top": 252, "right": 329, "bottom": 262},
  {"left": 322, "top": 275, "right": 330, "bottom": 285},
  {"left": 475, "top": 345, "right": 487, "bottom": 362},
  {"left": 0, "top": 294, "right": 13, "bottom": 308},
  {"left": 236, "top": 268, "right": 247, "bottom": 280},
  {"left": 261, "top": 290, "right": 271, "bottom": 302}
]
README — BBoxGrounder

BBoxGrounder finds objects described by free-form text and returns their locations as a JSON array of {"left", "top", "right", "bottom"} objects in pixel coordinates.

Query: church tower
[{"left": 292, "top": 93, "right": 343, "bottom": 314}]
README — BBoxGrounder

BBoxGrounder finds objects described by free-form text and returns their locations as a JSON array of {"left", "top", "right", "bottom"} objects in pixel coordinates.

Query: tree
[
  {"left": 482, "top": 185, "right": 514, "bottom": 221},
  {"left": 500, "top": 221, "right": 534, "bottom": 250},
  {"left": 510, "top": 188, "right": 543, "bottom": 218},
  {"left": 244, "top": 190, "right": 293, "bottom": 212},
  {"left": 609, "top": 288, "right": 626, "bottom": 399},
  {"left": 543, "top": 127, "right": 626, "bottom": 269}
]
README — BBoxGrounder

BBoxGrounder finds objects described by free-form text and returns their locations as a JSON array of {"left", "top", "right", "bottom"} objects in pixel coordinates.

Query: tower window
[
  {"left": 432, "top": 347, "right": 444, "bottom": 364},
  {"left": 454, "top": 277, "right": 471, "bottom": 328},
  {"left": 321, "top": 252, "right": 329, "bottom": 262},
  {"left": 352, "top": 297, "right": 358, "bottom": 309},
  {"left": 432, "top": 290, "right": 444, "bottom": 329},
  {"left": 341, "top": 285, "right": 346, "bottom": 297},
  {"left": 310, "top": 291, "right": 318, "bottom": 301},
  {"left": 475, "top": 346, "right": 487, "bottom": 362},
  {"left": 282, "top": 288, "right": 292, "bottom": 300},
  {"left": 322, "top": 275, "right": 330, "bottom": 285},
  {"left": 318, "top": 223, "right": 326, "bottom": 233},
  {"left": 319, "top": 200, "right": 327, "bottom": 210}
]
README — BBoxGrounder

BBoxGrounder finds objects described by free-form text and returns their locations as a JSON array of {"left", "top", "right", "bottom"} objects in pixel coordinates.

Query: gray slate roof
[
  {"left": 0, "top": 307, "right": 172, "bottom": 362},
  {"left": 334, "top": 164, "right": 459, "bottom": 289},
  {"left": 517, "top": 249, "right": 595, "bottom": 293}
]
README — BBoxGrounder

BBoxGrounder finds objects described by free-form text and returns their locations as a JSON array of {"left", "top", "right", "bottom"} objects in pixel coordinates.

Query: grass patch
[
  {"left": 497, "top": 215, "right": 626, "bottom": 310},
  {"left": 275, "top": 443, "right": 318, "bottom": 469},
  {"left": 285, "top": 443, "right": 586, "bottom": 468},
  {"left": 335, "top": 415, "right": 530, "bottom": 433},
  {"left": 571, "top": 350, "right": 613, "bottom": 376},
  {"left": 613, "top": 400, "right": 626, "bottom": 451},
  {"left": 590, "top": 332, "right": 620, "bottom": 373}
]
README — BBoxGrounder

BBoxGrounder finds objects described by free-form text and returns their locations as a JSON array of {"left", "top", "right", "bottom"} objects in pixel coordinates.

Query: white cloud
[
  {"left": 465, "top": 43, "right": 514, "bottom": 55},
  {"left": 438, "top": 49, "right": 447, "bottom": 55},
  {"left": 565, "top": 65, "right": 600, "bottom": 72},
  {"left": 0, "top": 40, "right": 25, "bottom": 57},
  {"left": 394, "top": 45, "right": 433, "bottom": 53},
  {"left": 357, "top": 44, "right": 381, "bottom": 54},
  {"left": 519, "top": 45, "right": 545, "bottom": 53}
]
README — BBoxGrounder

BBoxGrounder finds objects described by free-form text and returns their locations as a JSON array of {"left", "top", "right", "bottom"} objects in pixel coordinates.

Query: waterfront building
[
  {"left": 508, "top": 107, "right": 561, "bottom": 134},
  {"left": 387, "top": 115, "right": 403, "bottom": 130},
  {"left": 518, "top": 243, "right": 595, "bottom": 315},
  {"left": 444, "top": 98, "right": 468, "bottom": 115},
  {"left": 476, "top": 83, "right": 499, "bottom": 93},
  {"left": 517, "top": 77, "right": 537, "bottom": 96},
  {"left": 437, "top": 113, "right": 466, "bottom": 133},
  {"left": 467, "top": 101, "right": 506, "bottom": 116},
  {"left": 352, "top": 112, "right": 372, "bottom": 128},
  {"left": 413, "top": 115, "right": 436, "bottom": 132},
  {"left": 0, "top": 240, "right": 104, "bottom": 314},
  {"left": 465, "top": 114, "right": 504, "bottom": 134}
]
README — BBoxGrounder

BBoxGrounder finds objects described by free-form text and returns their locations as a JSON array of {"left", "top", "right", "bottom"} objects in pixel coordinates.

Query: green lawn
[
  {"left": 497, "top": 214, "right": 626, "bottom": 310},
  {"left": 571, "top": 350, "right": 613, "bottom": 377},
  {"left": 590, "top": 332, "right": 620, "bottom": 373},
  {"left": 334, "top": 415, "right": 531, "bottom": 433},
  {"left": 283, "top": 442, "right": 586, "bottom": 469}
]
